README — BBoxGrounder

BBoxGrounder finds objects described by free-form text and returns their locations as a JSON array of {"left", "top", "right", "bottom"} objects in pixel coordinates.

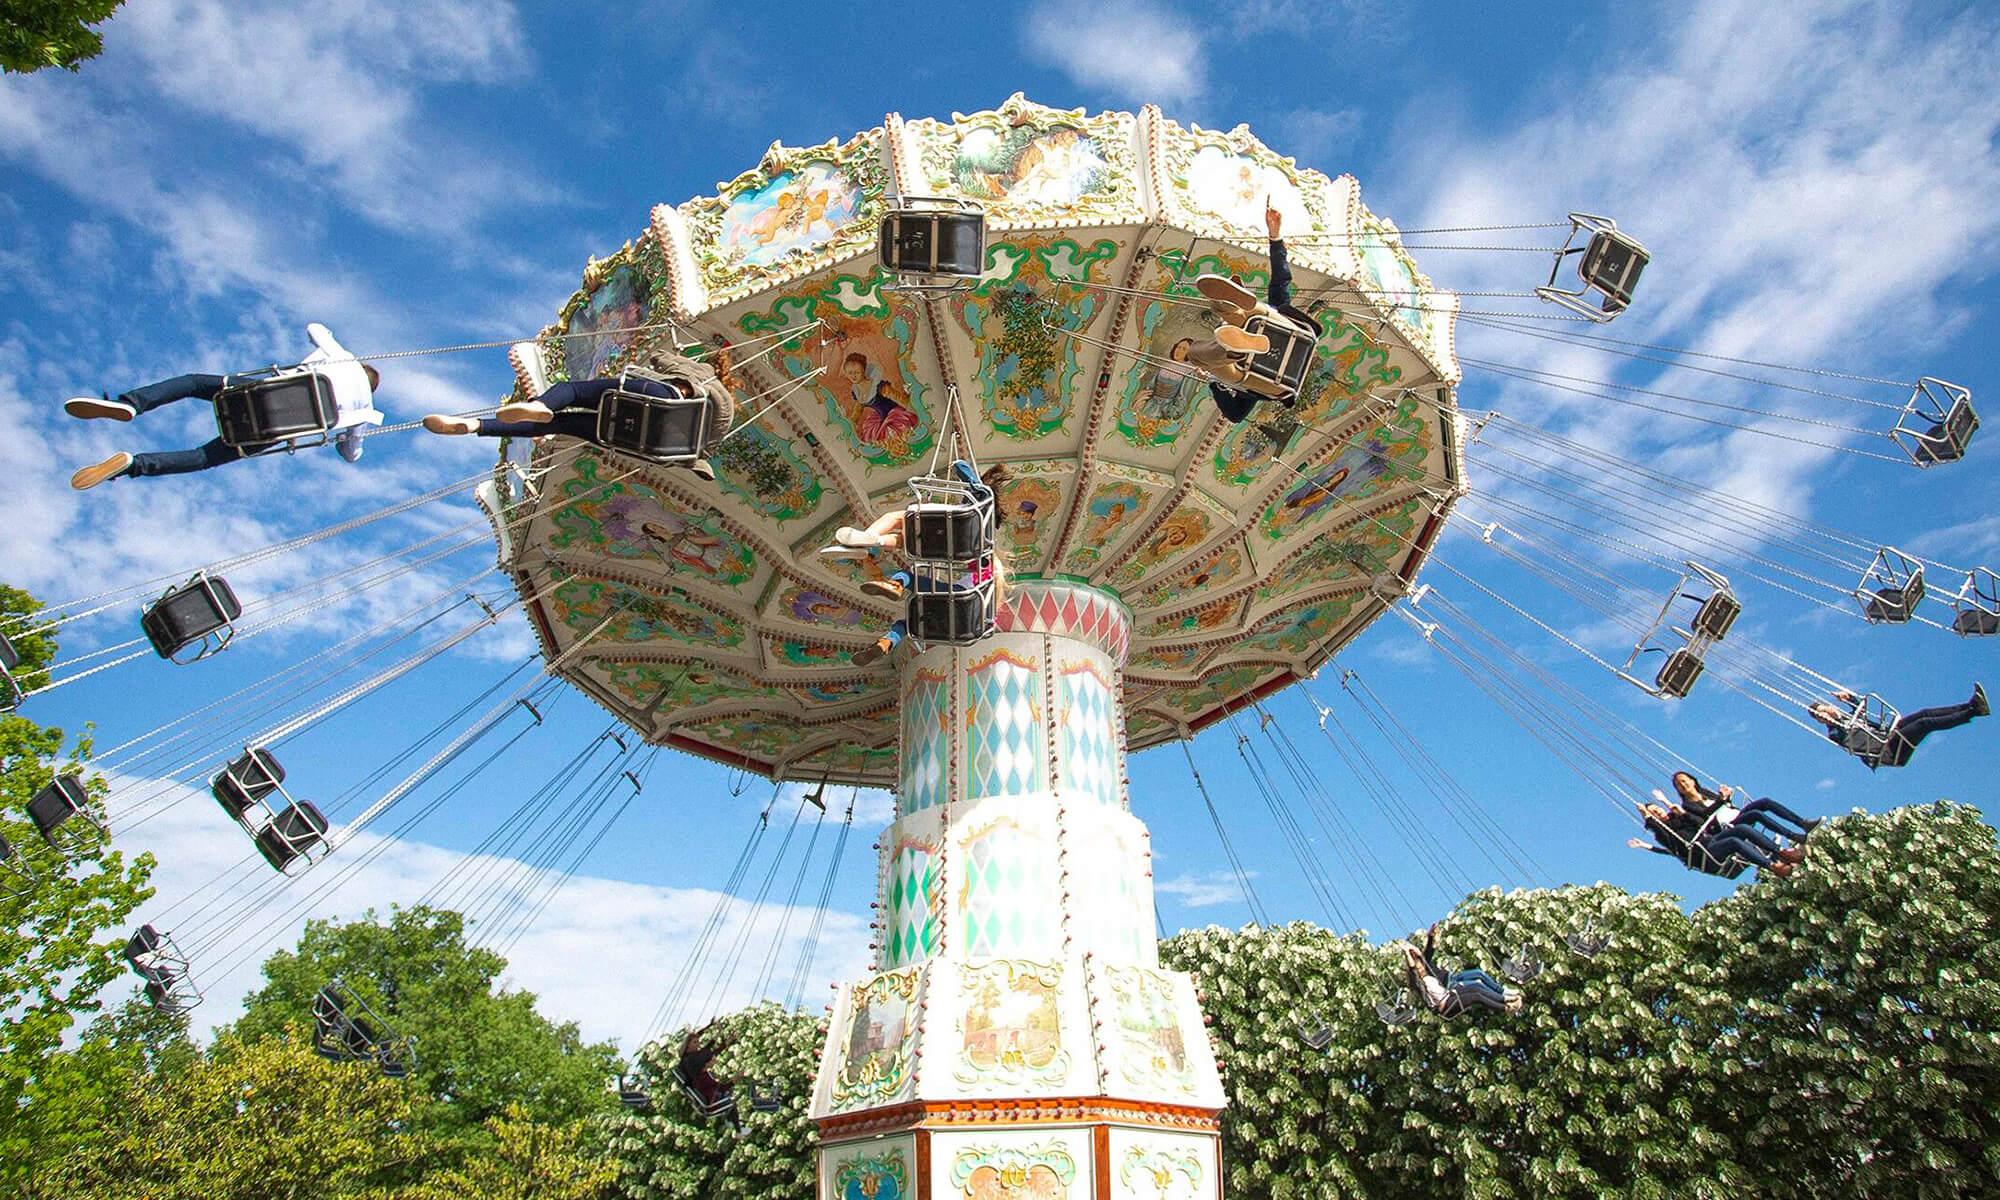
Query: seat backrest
[
  {"left": 215, "top": 374, "right": 337, "bottom": 448},
  {"left": 596, "top": 387, "right": 711, "bottom": 463},
  {"left": 143, "top": 575, "right": 241, "bottom": 658},
  {"left": 1690, "top": 590, "right": 1741, "bottom": 640},
  {"left": 879, "top": 207, "right": 986, "bottom": 279},
  {"left": 1654, "top": 647, "right": 1705, "bottom": 698},
  {"left": 27, "top": 775, "right": 89, "bottom": 841},
  {"left": 1582, "top": 230, "right": 1649, "bottom": 306}
]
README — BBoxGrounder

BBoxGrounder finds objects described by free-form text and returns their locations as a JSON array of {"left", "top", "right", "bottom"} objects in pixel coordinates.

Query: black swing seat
[
  {"left": 1564, "top": 930, "right": 1609, "bottom": 959},
  {"left": 879, "top": 196, "right": 987, "bottom": 285},
  {"left": 1895, "top": 378, "right": 1978, "bottom": 467},
  {"left": 1689, "top": 589, "right": 1742, "bottom": 641},
  {"left": 255, "top": 801, "right": 330, "bottom": 874},
  {"left": 125, "top": 923, "right": 200, "bottom": 1011},
  {"left": 744, "top": 1080, "right": 784, "bottom": 1114},
  {"left": 674, "top": 1039, "right": 737, "bottom": 1118},
  {"left": 1954, "top": 608, "right": 1999, "bottom": 637},
  {"left": 0, "top": 628, "right": 20, "bottom": 713},
  {"left": 1855, "top": 550, "right": 1926, "bottom": 625},
  {"left": 904, "top": 475, "right": 996, "bottom": 562},
  {"left": 1652, "top": 647, "right": 1706, "bottom": 700},
  {"left": 214, "top": 371, "right": 338, "bottom": 452},
  {"left": 213, "top": 747, "right": 286, "bottom": 819},
  {"left": 596, "top": 372, "right": 719, "bottom": 466},
  {"left": 1240, "top": 309, "right": 1320, "bottom": 400},
  {"left": 142, "top": 573, "right": 241, "bottom": 662},
  {"left": 1538, "top": 213, "right": 1648, "bottom": 322},
  {"left": 1297, "top": 1021, "right": 1334, "bottom": 1051},
  {"left": 1862, "top": 585, "right": 1925, "bottom": 625},
  {"left": 908, "top": 581, "right": 998, "bottom": 647},
  {"left": 616, "top": 1075, "right": 654, "bottom": 1111},
  {"left": 28, "top": 773, "right": 103, "bottom": 852}
]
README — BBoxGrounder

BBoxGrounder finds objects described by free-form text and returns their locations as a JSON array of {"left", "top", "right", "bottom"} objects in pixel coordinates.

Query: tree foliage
[
  {"left": 402, "top": 1104, "right": 617, "bottom": 1200},
  {"left": 224, "top": 905, "right": 621, "bottom": 1150},
  {"left": 0, "top": 0, "right": 124, "bottom": 74},
  {"left": 0, "top": 584, "right": 159, "bottom": 1195},
  {"left": 45, "top": 1032, "right": 425, "bottom": 1200},
  {"left": 606, "top": 1003, "right": 823, "bottom": 1200}
]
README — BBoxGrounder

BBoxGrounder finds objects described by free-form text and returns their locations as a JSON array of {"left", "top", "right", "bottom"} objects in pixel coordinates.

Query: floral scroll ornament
[
  {"left": 1119, "top": 1146, "right": 1203, "bottom": 1199},
  {"left": 833, "top": 1149, "right": 910, "bottom": 1200},
  {"left": 949, "top": 1142, "right": 1078, "bottom": 1199}
]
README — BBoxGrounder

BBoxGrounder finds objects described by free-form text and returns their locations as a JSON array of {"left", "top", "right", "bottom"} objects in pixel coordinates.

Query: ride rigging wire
[
  {"left": 1332, "top": 668, "right": 1548, "bottom": 885},
  {"left": 643, "top": 786, "right": 778, "bottom": 1044},
  {"left": 698, "top": 793, "right": 810, "bottom": 1024},
  {"left": 467, "top": 740, "right": 641, "bottom": 945},
  {"left": 490, "top": 749, "right": 658, "bottom": 961},
  {"left": 1238, "top": 705, "right": 1424, "bottom": 934},
  {"left": 1223, "top": 708, "right": 1353, "bottom": 932},
  {"left": 783, "top": 789, "right": 856, "bottom": 1012},
  {"left": 164, "top": 662, "right": 549, "bottom": 945},
  {"left": 1177, "top": 740, "right": 1268, "bottom": 927},
  {"left": 753, "top": 795, "right": 832, "bottom": 1004},
  {"left": 195, "top": 674, "right": 556, "bottom": 982},
  {"left": 1464, "top": 356, "right": 1892, "bottom": 437}
]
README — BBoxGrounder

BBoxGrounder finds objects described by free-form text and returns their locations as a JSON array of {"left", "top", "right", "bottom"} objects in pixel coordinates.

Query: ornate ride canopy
[{"left": 500, "top": 94, "right": 1465, "bottom": 787}]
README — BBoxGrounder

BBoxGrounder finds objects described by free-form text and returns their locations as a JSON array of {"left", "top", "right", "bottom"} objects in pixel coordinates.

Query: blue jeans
[
  {"left": 1702, "top": 832, "right": 1776, "bottom": 869},
  {"left": 1731, "top": 798, "right": 1815, "bottom": 839},
  {"left": 116, "top": 373, "right": 258, "bottom": 477},
  {"left": 1882, "top": 701, "right": 1982, "bottom": 765},
  {"left": 1446, "top": 970, "right": 1508, "bottom": 1010},
  {"left": 476, "top": 378, "right": 625, "bottom": 440}
]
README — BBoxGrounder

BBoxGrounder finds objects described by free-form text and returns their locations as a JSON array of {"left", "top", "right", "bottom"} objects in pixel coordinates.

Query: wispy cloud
[
  {"left": 1156, "top": 869, "right": 1254, "bottom": 908},
  {"left": 1022, "top": 0, "right": 1207, "bottom": 104}
]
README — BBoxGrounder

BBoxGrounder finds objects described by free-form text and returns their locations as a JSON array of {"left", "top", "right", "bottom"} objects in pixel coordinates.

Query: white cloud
[
  {"left": 1156, "top": 869, "right": 1254, "bottom": 908},
  {"left": 110, "top": 769, "right": 869, "bottom": 1052},
  {"left": 1815, "top": 777, "right": 1836, "bottom": 791},
  {"left": 1023, "top": 0, "right": 1208, "bottom": 105}
]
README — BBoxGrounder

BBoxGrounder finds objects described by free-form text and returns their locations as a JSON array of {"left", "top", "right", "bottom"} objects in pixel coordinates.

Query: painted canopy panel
[{"left": 504, "top": 96, "right": 1463, "bottom": 783}]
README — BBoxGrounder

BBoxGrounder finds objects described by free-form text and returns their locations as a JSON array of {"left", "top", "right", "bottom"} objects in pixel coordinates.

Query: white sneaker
[
  {"left": 510, "top": 341, "right": 552, "bottom": 397},
  {"left": 818, "top": 543, "right": 871, "bottom": 560},
  {"left": 423, "top": 414, "right": 478, "bottom": 435},
  {"left": 835, "top": 525, "right": 884, "bottom": 548},
  {"left": 687, "top": 459, "right": 716, "bottom": 482},
  {"left": 65, "top": 396, "right": 136, "bottom": 422},
  {"left": 496, "top": 400, "right": 555, "bottom": 424}
]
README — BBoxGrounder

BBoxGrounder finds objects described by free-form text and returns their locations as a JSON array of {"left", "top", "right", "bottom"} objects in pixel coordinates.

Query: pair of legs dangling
[
  {"left": 1875, "top": 685, "right": 1989, "bottom": 766},
  {"left": 1446, "top": 968, "right": 1519, "bottom": 1014},
  {"left": 69, "top": 374, "right": 262, "bottom": 488}
]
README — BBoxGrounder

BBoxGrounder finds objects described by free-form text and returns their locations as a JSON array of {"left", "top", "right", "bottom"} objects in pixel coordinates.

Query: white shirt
[{"left": 295, "top": 323, "right": 383, "bottom": 462}]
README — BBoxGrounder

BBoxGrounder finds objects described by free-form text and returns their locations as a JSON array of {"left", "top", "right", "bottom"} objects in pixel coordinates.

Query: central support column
[{"left": 811, "top": 581, "right": 1225, "bottom": 1200}]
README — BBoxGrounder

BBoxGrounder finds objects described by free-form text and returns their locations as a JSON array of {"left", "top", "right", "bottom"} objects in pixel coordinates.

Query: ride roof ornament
[
  {"left": 878, "top": 195, "right": 988, "bottom": 291},
  {"left": 1537, "top": 212, "right": 1648, "bottom": 323},
  {"left": 1893, "top": 377, "right": 1978, "bottom": 467},
  {"left": 1854, "top": 547, "right": 1927, "bottom": 625},
  {"left": 141, "top": 572, "right": 242, "bottom": 664}
]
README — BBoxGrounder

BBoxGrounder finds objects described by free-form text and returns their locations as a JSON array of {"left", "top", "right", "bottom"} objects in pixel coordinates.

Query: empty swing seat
[
  {"left": 904, "top": 493, "right": 995, "bottom": 562},
  {"left": 28, "top": 774, "right": 101, "bottom": 851},
  {"left": 596, "top": 379, "right": 714, "bottom": 466},
  {"left": 1538, "top": 213, "right": 1649, "bottom": 322},
  {"left": 125, "top": 923, "right": 200, "bottom": 1011},
  {"left": 616, "top": 1075, "right": 654, "bottom": 1111},
  {"left": 1955, "top": 608, "right": 1999, "bottom": 637},
  {"left": 908, "top": 585, "right": 995, "bottom": 646},
  {"left": 214, "top": 372, "right": 338, "bottom": 451},
  {"left": 1895, "top": 378, "right": 1978, "bottom": 466},
  {"left": 1689, "top": 589, "right": 1742, "bottom": 640},
  {"left": 0, "top": 628, "right": 19, "bottom": 712},
  {"left": 879, "top": 197, "right": 987, "bottom": 282},
  {"left": 255, "top": 801, "right": 330, "bottom": 873},
  {"left": 1862, "top": 584, "right": 1925, "bottom": 624},
  {"left": 1240, "top": 310, "right": 1320, "bottom": 400},
  {"left": 1652, "top": 647, "right": 1706, "bottom": 699},
  {"left": 213, "top": 747, "right": 286, "bottom": 819},
  {"left": 141, "top": 573, "right": 241, "bottom": 662}
]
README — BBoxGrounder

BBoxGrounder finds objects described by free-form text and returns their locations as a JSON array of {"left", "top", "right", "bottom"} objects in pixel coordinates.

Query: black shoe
[{"left": 1973, "top": 682, "right": 1989, "bottom": 717}]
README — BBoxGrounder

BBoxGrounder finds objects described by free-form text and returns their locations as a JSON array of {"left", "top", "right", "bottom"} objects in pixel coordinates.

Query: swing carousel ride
[{"left": 6, "top": 94, "right": 1989, "bottom": 1200}]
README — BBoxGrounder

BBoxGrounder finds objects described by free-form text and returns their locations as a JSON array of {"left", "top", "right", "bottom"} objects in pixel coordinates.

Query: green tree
[
  {"left": 0, "top": 0, "right": 124, "bottom": 74},
  {"left": 404, "top": 1104, "right": 617, "bottom": 1200},
  {"left": 0, "top": 584, "right": 159, "bottom": 1196},
  {"left": 1693, "top": 801, "right": 2000, "bottom": 1198},
  {"left": 607, "top": 1003, "right": 822, "bottom": 1200},
  {"left": 226, "top": 905, "right": 621, "bottom": 1150},
  {"left": 46, "top": 1031, "right": 427, "bottom": 1200}
]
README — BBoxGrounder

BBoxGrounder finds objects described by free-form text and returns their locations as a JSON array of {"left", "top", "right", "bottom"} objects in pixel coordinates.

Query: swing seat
[
  {"left": 1954, "top": 608, "right": 1999, "bottom": 637},
  {"left": 28, "top": 773, "right": 102, "bottom": 852},
  {"left": 1297, "top": 1021, "right": 1334, "bottom": 1051},
  {"left": 1537, "top": 213, "right": 1648, "bottom": 322},
  {"left": 1564, "top": 930, "right": 1608, "bottom": 959},
  {"left": 1861, "top": 585, "right": 1924, "bottom": 624},
  {"left": 0, "top": 628, "right": 20, "bottom": 713},
  {"left": 1500, "top": 952, "right": 1542, "bottom": 984},
  {"left": 904, "top": 475, "right": 996, "bottom": 562},
  {"left": 376, "top": 1041, "right": 416, "bottom": 1079},
  {"left": 125, "top": 924, "right": 200, "bottom": 1012},
  {"left": 1950, "top": 567, "right": 1998, "bottom": 637},
  {"left": 744, "top": 1081, "right": 784, "bottom": 1114},
  {"left": 908, "top": 581, "right": 996, "bottom": 646},
  {"left": 674, "top": 1044, "right": 736, "bottom": 1118},
  {"left": 596, "top": 377, "right": 716, "bottom": 466},
  {"left": 1689, "top": 589, "right": 1742, "bottom": 641},
  {"left": 141, "top": 573, "right": 241, "bottom": 663},
  {"left": 1894, "top": 378, "right": 1978, "bottom": 467},
  {"left": 879, "top": 197, "right": 987, "bottom": 285},
  {"left": 1652, "top": 647, "right": 1706, "bottom": 699},
  {"left": 1239, "top": 310, "right": 1319, "bottom": 400},
  {"left": 1854, "top": 549, "right": 1926, "bottom": 625},
  {"left": 213, "top": 747, "right": 286, "bottom": 820},
  {"left": 214, "top": 372, "right": 338, "bottom": 452},
  {"left": 1374, "top": 999, "right": 1421, "bottom": 1027},
  {"left": 255, "top": 801, "right": 330, "bottom": 874},
  {"left": 616, "top": 1075, "right": 654, "bottom": 1111}
]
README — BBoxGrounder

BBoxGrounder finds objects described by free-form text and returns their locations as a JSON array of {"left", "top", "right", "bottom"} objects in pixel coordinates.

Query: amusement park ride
[{"left": 5, "top": 95, "right": 1990, "bottom": 1200}]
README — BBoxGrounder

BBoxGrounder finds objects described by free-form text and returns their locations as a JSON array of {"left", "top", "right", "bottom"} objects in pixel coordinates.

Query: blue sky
[{"left": 2, "top": 0, "right": 1996, "bottom": 1050}]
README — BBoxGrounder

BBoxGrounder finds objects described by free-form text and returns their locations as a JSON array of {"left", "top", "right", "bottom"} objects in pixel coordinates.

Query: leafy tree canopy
[{"left": 0, "top": 0, "right": 125, "bottom": 74}]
